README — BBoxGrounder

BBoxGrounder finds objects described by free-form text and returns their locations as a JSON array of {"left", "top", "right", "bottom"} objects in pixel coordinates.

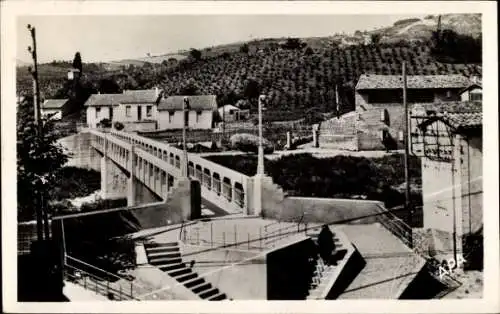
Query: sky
[{"left": 17, "top": 14, "right": 426, "bottom": 64}]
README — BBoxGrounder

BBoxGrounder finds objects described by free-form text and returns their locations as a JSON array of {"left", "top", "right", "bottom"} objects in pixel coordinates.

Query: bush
[
  {"left": 114, "top": 121, "right": 124, "bottom": 130},
  {"left": 98, "top": 118, "right": 111, "bottom": 128},
  {"left": 230, "top": 133, "right": 274, "bottom": 154},
  {"left": 50, "top": 167, "right": 101, "bottom": 201}
]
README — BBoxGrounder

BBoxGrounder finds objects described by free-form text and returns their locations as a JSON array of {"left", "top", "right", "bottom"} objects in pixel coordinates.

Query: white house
[
  {"left": 85, "top": 88, "right": 161, "bottom": 129},
  {"left": 157, "top": 95, "right": 219, "bottom": 130},
  {"left": 41, "top": 99, "right": 69, "bottom": 120},
  {"left": 218, "top": 104, "right": 249, "bottom": 122},
  {"left": 459, "top": 80, "right": 482, "bottom": 102}
]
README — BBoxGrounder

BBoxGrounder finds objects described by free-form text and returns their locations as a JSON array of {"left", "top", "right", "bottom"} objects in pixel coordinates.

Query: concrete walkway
[{"left": 63, "top": 281, "right": 109, "bottom": 301}]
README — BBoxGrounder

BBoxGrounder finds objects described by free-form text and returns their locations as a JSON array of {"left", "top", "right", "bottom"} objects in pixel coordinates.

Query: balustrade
[{"left": 90, "top": 130, "right": 250, "bottom": 213}]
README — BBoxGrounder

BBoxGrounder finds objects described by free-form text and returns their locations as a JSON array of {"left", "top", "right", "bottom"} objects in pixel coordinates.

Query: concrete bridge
[{"left": 87, "top": 129, "right": 259, "bottom": 216}]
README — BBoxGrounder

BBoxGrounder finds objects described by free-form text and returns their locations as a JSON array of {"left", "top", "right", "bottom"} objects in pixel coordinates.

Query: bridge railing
[{"left": 89, "top": 129, "right": 252, "bottom": 213}]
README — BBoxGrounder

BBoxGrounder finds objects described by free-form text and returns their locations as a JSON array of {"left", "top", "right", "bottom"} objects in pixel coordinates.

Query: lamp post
[
  {"left": 257, "top": 95, "right": 266, "bottom": 175},
  {"left": 182, "top": 97, "right": 190, "bottom": 177}
]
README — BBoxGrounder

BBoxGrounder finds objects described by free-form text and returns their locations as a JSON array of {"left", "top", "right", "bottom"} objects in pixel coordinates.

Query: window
[
  {"left": 446, "top": 90, "right": 452, "bottom": 98},
  {"left": 196, "top": 111, "right": 202, "bottom": 123},
  {"left": 168, "top": 111, "right": 174, "bottom": 123},
  {"left": 95, "top": 107, "right": 101, "bottom": 118},
  {"left": 470, "top": 92, "right": 482, "bottom": 101},
  {"left": 146, "top": 106, "right": 153, "bottom": 117},
  {"left": 126, "top": 106, "right": 131, "bottom": 117}
]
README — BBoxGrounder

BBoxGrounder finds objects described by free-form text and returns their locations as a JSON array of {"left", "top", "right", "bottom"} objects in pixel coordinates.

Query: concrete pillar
[
  {"left": 312, "top": 124, "right": 319, "bottom": 148},
  {"left": 127, "top": 145, "right": 136, "bottom": 206},
  {"left": 101, "top": 134, "right": 108, "bottom": 198},
  {"left": 286, "top": 131, "right": 292, "bottom": 149},
  {"left": 453, "top": 134, "right": 464, "bottom": 265},
  {"left": 253, "top": 174, "right": 263, "bottom": 216}
]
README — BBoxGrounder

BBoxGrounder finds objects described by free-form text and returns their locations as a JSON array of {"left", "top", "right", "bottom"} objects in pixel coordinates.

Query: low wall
[
  {"left": 123, "top": 121, "right": 157, "bottom": 132},
  {"left": 318, "top": 134, "right": 358, "bottom": 151},
  {"left": 266, "top": 236, "right": 317, "bottom": 300}
]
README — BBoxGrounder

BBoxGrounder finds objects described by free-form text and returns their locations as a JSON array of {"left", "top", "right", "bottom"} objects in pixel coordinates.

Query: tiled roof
[
  {"left": 413, "top": 101, "right": 482, "bottom": 130},
  {"left": 84, "top": 89, "right": 161, "bottom": 106},
  {"left": 121, "top": 89, "right": 161, "bottom": 104},
  {"left": 356, "top": 74, "right": 471, "bottom": 90},
  {"left": 459, "top": 83, "right": 482, "bottom": 94},
  {"left": 444, "top": 112, "right": 482, "bottom": 129},
  {"left": 415, "top": 101, "right": 482, "bottom": 114},
  {"left": 157, "top": 95, "right": 217, "bottom": 111},
  {"left": 42, "top": 99, "right": 68, "bottom": 109},
  {"left": 84, "top": 94, "right": 124, "bottom": 107}
]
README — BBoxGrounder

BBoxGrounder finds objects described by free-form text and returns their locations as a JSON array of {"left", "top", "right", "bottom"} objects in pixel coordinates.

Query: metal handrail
[
  {"left": 65, "top": 255, "right": 150, "bottom": 297},
  {"left": 64, "top": 263, "right": 136, "bottom": 300}
]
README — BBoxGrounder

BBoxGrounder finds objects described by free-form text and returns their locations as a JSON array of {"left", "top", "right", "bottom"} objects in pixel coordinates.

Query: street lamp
[
  {"left": 182, "top": 97, "right": 190, "bottom": 177},
  {"left": 257, "top": 95, "right": 266, "bottom": 175}
]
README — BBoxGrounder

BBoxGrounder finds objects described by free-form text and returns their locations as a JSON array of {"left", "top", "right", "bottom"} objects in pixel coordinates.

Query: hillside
[
  {"left": 371, "top": 14, "right": 481, "bottom": 44},
  {"left": 16, "top": 14, "right": 482, "bottom": 121}
]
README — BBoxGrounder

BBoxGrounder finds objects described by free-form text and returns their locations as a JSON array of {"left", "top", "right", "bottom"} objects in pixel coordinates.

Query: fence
[
  {"left": 64, "top": 255, "right": 151, "bottom": 300},
  {"left": 180, "top": 217, "right": 310, "bottom": 251},
  {"left": 372, "top": 204, "right": 463, "bottom": 296},
  {"left": 374, "top": 204, "right": 413, "bottom": 248}
]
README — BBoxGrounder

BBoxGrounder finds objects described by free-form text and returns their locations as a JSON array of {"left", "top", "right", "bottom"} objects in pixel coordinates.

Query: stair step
[
  {"left": 208, "top": 293, "right": 227, "bottom": 301},
  {"left": 192, "top": 282, "right": 212, "bottom": 293},
  {"left": 199, "top": 287, "right": 219, "bottom": 299},
  {"left": 168, "top": 267, "right": 191, "bottom": 277},
  {"left": 147, "top": 247, "right": 180, "bottom": 254},
  {"left": 145, "top": 241, "right": 178, "bottom": 247},
  {"left": 175, "top": 272, "right": 198, "bottom": 282},
  {"left": 149, "top": 252, "right": 181, "bottom": 260},
  {"left": 146, "top": 245, "right": 179, "bottom": 252},
  {"left": 184, "top": 277, "right": 205, "bottom": 288},
  {"left": 159, "top": 263, "right": 185, "bottom": 272},
  {"left": 149, "top": 257, "right": 182, "bottom": 266}
]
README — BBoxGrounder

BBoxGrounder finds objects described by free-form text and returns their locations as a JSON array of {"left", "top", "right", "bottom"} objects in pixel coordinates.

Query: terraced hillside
[{"left": 16, "top": 15, "right": 481, "bottom": 121}]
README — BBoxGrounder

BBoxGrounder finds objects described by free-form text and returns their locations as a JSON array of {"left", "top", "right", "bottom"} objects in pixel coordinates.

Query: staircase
[
  {"left": 305, "top": 227, "right": 350, "bottom": 300},
  {"left": 144, "top": 242, "right": 230, "bottom": 301}
]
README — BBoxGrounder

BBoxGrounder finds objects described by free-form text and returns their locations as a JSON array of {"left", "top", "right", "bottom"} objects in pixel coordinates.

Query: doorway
[{"left": 137, "top": 106, "right": 142, "bottom": 121}]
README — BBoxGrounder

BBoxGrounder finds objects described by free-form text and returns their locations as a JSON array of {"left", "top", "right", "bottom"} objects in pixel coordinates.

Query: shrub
[
  {"left": 230, "top": 133, "right": 274, "bottom": 154},
  {"left": 114, "top": 121, "right": 124, "bottom": 130},
  {"left": 98, "top": 118, "right": 112, "bottom": 128}
]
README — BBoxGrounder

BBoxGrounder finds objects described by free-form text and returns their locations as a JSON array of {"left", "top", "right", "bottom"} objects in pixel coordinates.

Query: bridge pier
[{"left": 127, "top": 145, "right": 136, "bottom": 206}]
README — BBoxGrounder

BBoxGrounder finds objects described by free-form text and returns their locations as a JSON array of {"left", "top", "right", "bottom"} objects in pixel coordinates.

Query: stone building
[{"left": 410, "top": 101, "right": 482, "bottom": 262}]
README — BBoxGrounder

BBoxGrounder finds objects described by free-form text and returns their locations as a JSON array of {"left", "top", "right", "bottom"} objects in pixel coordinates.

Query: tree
[
  {"left": 243, "top": 78, "right": 261, "bottom": 107},
  {"left": 240, "top": 44, "right": 249, "bottom": 54},
  {"left": 304, "top": 47, "right": 314, "bottom": 56},
  {"left": 371, "top": 33, "right": 382, "bottom": 45},
  {"left": 17, "top": 96, "right": 68, "bottom": 222},
  {"left": 98, "top": 78, "right": 121, "bottom": 94},
  {"left": 179, "top": 79, "right": 199, "bottom": 96},
  {"left": 189, "top": 48, "right": 202, "bottom": 61},
  {"left": 72, "top": 52, "right": 82, "bottom": 73}
]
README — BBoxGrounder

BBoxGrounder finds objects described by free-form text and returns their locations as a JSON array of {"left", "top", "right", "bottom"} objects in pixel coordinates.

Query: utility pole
[
  {"left": 27, "top": 24, "right": 45, "bottom": 242},
  {"left": 182, "top": 97, "right": 190, "bottom": 177},
  {"left": 257, "top": 95, "right": 265, "bottom": 175},
  {"left": 403, "top": 61, "right": 413, "bottom": 247}
]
